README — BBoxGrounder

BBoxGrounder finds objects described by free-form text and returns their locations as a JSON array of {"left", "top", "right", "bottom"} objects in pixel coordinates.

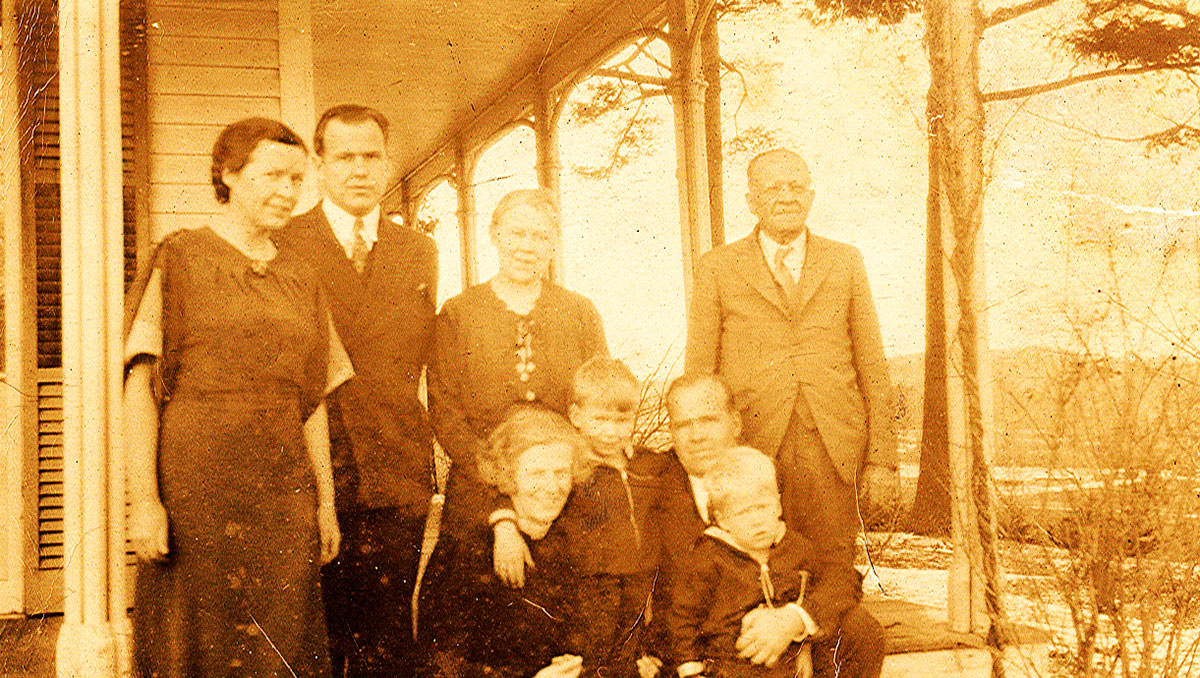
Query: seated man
[{"left": 667, "top": 448, "right": 883, "bottom": 678}]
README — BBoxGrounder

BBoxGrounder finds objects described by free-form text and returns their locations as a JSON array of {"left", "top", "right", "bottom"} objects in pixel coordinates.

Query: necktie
[
  {"left": 774, "top": 244, "right": 798, "bottom": 301},
  {"left": 350, "top": 217, "right": 369, "bottom": 274}
]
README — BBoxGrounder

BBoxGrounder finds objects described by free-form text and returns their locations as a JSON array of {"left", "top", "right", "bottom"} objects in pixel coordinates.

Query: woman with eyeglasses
[{"left": 428, "top": 188, "right": 607, "bottom": 584}]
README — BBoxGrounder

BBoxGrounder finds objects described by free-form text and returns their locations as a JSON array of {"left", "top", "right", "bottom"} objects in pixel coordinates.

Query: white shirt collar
[
  {"left": 321, "top": 199, "right": 380, "bottom": 259},
  {"left": 688, "top": 475, "right": 710, "bottom": 524},
  {"left": 758, "top": 228, "right": 806, "bottom": 283}
]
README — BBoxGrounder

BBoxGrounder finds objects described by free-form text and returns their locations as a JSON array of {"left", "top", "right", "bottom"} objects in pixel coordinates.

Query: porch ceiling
[{"left": 311, "top": 0, "right": 667, "bottom": 188}]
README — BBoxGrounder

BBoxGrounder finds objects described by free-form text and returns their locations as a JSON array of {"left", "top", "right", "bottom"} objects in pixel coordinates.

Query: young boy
[
  {"left": 667, "top": 448, "right": 883, "bottom": 678},
  {"left": 562, "top": 356, "right": 671, "bottom": 678}
]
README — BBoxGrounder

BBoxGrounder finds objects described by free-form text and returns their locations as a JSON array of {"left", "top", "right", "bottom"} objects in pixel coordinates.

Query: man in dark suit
[
  {"left": 656, "top": 374, "right": 883, "bottom": 676},
  {"left": 276, "top": 105, "right": 437, "bottom": 677},
  {"left": 685, "top": 148, "right": 897, "bottom": 569}
]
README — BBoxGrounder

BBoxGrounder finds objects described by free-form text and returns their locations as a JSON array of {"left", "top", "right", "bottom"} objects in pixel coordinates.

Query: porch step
[{"left": 866, "top": 597, "right": 1051, "bottom": 677}]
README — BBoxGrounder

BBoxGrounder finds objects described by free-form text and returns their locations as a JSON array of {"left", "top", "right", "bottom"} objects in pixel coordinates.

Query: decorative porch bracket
[{"left": 53, "top": 0, "right": 131, "bottom": 676}]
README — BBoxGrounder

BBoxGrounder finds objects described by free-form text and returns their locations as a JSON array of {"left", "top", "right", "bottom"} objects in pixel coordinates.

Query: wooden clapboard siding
[{"left": 146, "top": 0, "right": 282, "bottom": 238}]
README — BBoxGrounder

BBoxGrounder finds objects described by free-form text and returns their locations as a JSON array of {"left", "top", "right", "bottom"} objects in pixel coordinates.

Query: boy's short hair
[
  {"left": 704, "top": 447, "right": 780, "bottom": 519},
  {"left": 571, "top": 356, "right": 640, "bottom": 412}
]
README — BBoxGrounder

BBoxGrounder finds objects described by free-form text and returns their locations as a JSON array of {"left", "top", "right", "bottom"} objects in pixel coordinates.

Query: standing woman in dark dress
[
  {"left": 428, "top": 188, "right": 607, "bottom": 581},
  {"left": 124, "top": 118, "right": 351, "bottom": 678}
]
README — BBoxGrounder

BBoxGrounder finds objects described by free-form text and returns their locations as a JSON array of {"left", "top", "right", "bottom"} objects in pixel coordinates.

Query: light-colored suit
[{"left": 686, "top": 229, "right": 896, "bottom": 486}]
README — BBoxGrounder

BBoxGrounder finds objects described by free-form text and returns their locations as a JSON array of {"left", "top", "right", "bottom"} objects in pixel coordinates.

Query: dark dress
[
  {"left": 428, "top": 281, "right": 607, "bottom": 529},
  {"left": 127, "top": 227, "right": 342, "bottom": 678},
  {"left": 417, "top": 519, "right": 585, "bottom": 678}
]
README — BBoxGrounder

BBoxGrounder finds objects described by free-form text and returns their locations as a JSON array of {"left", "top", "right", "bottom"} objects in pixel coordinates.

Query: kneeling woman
[{"left": 418, "top": 407, "right": 593, "bottom": 678}]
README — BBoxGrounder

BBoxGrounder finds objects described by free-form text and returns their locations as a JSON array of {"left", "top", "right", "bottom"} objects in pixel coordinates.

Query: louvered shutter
[{"left": 19, "top": 0, "right": 147, "bottom": 595}]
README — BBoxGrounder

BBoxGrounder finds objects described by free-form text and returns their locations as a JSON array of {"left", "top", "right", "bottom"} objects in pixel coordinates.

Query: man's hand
[
  {"left": 859, "top": 463, "right": 899, "bottom": 520},
  {"left": 493, "top": 520, "right": 534, "bottom": 587},
  {"left": 636, "top": 654, "right": 663, "bottom": 678},
  {"left": 736, "top": 605, "right": 807, "bottom": 667},
  {"left": 130, "top": 499, "right": 169, "bottom": 562}
]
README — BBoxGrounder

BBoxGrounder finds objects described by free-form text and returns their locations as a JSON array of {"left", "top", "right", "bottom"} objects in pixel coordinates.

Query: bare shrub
[{"left": 1004, "top": 248, "right": 1200, "bottom": 678}]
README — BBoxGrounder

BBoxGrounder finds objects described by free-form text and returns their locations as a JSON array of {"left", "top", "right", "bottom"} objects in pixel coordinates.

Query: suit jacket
[
  {"left": 685, "top": 229, "right": 896, "bottom": 484},
  {"left": 276, "top": 206, "right": 438, "bottom": 515}
]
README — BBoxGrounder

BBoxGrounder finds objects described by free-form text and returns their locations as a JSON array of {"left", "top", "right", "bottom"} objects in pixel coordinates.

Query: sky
[{"left": 421, "top": 0, "right": 1200, "bottom": 378}]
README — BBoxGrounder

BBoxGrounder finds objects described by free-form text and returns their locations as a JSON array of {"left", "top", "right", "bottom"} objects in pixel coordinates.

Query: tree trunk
[
  {"left": 908, "top": 126, "right": 952, "bottom": 536},
  {"left": 924, "top": 0, "right": 1007, "bottom": 669}
]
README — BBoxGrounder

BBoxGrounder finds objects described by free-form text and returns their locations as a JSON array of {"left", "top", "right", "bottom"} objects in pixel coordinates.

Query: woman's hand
[
  {"left": 493, "top": 520, "right": 534, "bottom": 587},
  {"left": 317, "top": 502, "right": 341, "bottom": 565},
  {"left": 130, "top": 499, "right": 169, "bottom": 562},
  {"left": 637, "top": 654, "right": 663, "bottom": 678},
  {"left": 533, "top": 654, "right": 582, "bottom": 678}
]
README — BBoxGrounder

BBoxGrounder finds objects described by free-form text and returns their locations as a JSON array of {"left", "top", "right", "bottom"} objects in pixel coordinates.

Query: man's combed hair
[
  {"left": 571, "top": 356, "right": 639, "bottom": 412},
  {"left": 478, "top": 406, "right": 593, "bottom": 497},
  {"left": 666, "top": 372, "right": 736, "bottom": 414},
  {"left": 313, "top": 104, "right": 390, "bottom": 156},
  {"left": 703, "top": 446, "right": 779, "bottom": 519}
]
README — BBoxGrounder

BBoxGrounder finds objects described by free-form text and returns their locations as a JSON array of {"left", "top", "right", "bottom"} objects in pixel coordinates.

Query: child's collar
[
  {"left": 591, "top": 443, "right": 635, "bottom": 469},
  {"left": 703, "top": 522, "right": 787, "bottom": 558}
]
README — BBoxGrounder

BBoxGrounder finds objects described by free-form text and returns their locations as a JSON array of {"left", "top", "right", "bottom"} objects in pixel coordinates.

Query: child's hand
[
  {"left": 534, "top": 654, "right": 582, "bottom": 678},
  {"left": 493, "top": 520, "right": 534, "bottom": 587},
  {"left": 636, "top": 654, "right": 663, "bottom": 678},
  {"left": 795, "top": 643, "right": 813, "bottom": 678}
]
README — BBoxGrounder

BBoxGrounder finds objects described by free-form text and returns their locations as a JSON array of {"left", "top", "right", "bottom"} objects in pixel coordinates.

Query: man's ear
[
  {"left": 568, "top": 403, "right": 583, "bottom": 428},
  {"left": 731, "top": 410, "right": 743, "bottom": 440}
]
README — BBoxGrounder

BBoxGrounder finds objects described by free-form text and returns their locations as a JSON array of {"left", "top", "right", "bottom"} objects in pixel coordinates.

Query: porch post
[
  {"left": 668, "top": 0, "right": 713, "bottom": 301},
  {"left": 1, "top": 0, "right": 35, "bottom": 615},
  {"left": 701, "top": 16, "right": 724, "bottom": 247},
  {"left": 455, "top": 138, "right": 479, "bottom": 289},
  {"left": 278, "top": 0, "right": 319, "bottom": 212},
  {"left": 534, "top": 79, "right": 564, "bottom": 283},
  {"left": 54, "top": 0, "right": 130, "bottom": 676}
]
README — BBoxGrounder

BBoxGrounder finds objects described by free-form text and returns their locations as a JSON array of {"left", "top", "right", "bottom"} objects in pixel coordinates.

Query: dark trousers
[
  {"left": 706, "top": 605, "right": 884, "bottom": 678},
  {"left": 811, "top": 605, "right": 885, "bottom": 678},
  {"left": 322, "top": 507, "right": 425, "bottom": 678},
  {"left": 776, "top": 403, "right": 860, "bottom": 567}
]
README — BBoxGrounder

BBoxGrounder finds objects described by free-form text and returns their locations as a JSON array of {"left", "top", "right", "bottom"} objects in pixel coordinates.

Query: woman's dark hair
[
  {"left": 210, "top": 117, "right": 307, "bottom": 204},
  {"left": 478, "top": 406, "right": 593, "bottom": 497}
]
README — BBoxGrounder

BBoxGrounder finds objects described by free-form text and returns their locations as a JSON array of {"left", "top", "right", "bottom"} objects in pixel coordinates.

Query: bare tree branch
[
  {"left": 985, "top": 0, "right": 1064, "bottom": 28},
  {"left": 592, "top": 68, "right": 671, "bottom": 88},
  {"left": 983, "top": 61, "right": 1200, "bottom": 102}
]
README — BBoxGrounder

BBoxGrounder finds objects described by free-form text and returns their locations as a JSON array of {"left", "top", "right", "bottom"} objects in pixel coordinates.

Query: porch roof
[{"left": 311, "top": 0, "right": 668, "bottom": 191}]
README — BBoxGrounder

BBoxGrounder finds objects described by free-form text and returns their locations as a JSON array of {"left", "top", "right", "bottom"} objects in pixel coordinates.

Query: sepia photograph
[{"left": 1, "top": 0, "right": 1198, "bottom": 676}]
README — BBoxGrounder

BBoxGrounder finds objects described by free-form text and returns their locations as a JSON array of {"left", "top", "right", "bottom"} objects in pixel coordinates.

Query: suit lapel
[
  {"left": 731, "top": 232, "right": 791, "bottom": 318},
  {"left": 355, "top": 221, "right": 418, "bottom": 342},
  {"left": 296, "top": 207, "right": 368, "bottom": 329},
  {"left": 793, "top": 233, "right": 833, "bottom": 314}
]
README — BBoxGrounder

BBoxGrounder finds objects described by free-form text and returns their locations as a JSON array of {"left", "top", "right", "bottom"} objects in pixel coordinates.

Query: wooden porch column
[
  {"left": 534, "top": 80, "right": 564, "bottom": 283},
  {"left": 701, "top": 15, "right": 724, "bottom": 247},
  {"left": 455, "top": 138, "right": 479, "bottom": 289},
  {"left": 1, "top": 0, "right": 36, "bottom": 615},
  {"left": 401, "top": 177, "right": 419, "bottom": 231},
  {"left": 54, "top": 0, "right": 130, "bottom": 676},
  {"left": 669, "top": 0, "right": 713, "bottom": 300}
]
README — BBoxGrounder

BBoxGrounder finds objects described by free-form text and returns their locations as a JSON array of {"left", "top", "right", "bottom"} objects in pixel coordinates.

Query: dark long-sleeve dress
[
  {"left": 125, "top": 227, "right": 351, "bottom": 678},
  {"left": 417, "top": 519, "right": 585, "bottom": 678},
  {"left": 428, "top": 281, "right": 607, "bottom": 529}
]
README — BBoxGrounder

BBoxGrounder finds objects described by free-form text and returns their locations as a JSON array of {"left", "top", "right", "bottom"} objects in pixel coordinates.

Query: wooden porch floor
[{"left": 0, "top": 614, "right": 59, "bottom": 677}]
